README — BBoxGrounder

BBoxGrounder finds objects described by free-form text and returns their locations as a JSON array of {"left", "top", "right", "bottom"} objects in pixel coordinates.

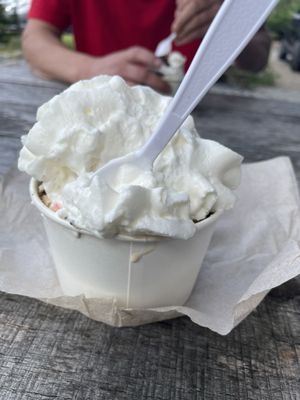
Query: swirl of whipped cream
[{"left": 18, "top": 75, "right": 242, "bottom": 239}]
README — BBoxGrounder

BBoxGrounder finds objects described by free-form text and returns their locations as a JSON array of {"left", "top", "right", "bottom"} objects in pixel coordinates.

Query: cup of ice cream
[{"left": 19, "top": 75, "right": 242, "bottom": 309}]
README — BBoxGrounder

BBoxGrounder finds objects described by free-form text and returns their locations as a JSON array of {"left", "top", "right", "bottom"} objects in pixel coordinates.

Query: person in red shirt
[{"left": 22, "top": 0, "right": 271, "bottom": 92}]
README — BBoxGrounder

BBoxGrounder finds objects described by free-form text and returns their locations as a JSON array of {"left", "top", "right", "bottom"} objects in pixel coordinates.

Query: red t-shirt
[{"left": 28, "top": 0, "right": 200, "bottom": 69}]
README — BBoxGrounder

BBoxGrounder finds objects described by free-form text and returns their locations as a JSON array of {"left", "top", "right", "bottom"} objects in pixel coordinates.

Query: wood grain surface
[
  {"left": 0, "top": 61, "right": 299, "bottom": 399},
  {"left": 0, "top": 292, "right": 300, "bottom": 400}
]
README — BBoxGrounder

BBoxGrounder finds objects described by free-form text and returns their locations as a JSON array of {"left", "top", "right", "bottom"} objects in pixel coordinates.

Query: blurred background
[{"left": 0, "top": 0, "right": 300, "bottom": 91}]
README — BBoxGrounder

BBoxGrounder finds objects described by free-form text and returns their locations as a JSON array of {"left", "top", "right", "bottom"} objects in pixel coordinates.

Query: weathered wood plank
[
  {"left": 195, "top": 94, "right": 300, "bottom": 183},
  {"left": 0, "top": 137, "right": 21, "bottom": 172},
  {"left": 0, "top": 292, "right": 299, "bottom": 399},
  {"left": 0, "top": 60, "right": 66, "bottom": 90},
  {"left": 0, "top": 82, "right": 64, "bottom": 109}
]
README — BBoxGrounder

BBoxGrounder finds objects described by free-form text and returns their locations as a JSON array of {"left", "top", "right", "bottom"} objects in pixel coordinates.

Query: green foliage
[
  {"left": 267, "top": 0, "right": 299, "bottom": 38},
  {"left": 224, "top": 67, "right": 276, "bottom": 89},
  {"left": 0, "top": 3, "right": 20, "bottom": 43},
  {"left": 0, "top": 34, "right": 21, "bottom": 54},
  {"left": 62, "top": 33, "right": 75, "bottom": 49},
  {"left": 0, "top": 4, "right": 8, "bottom": 42}
]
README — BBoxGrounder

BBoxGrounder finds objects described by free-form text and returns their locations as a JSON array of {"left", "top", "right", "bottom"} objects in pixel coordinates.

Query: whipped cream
[{"left": 18, "top": 75, "right": 242, "bottom": 239}]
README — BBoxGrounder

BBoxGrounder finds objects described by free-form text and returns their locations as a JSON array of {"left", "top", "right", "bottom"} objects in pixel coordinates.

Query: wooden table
[{"left": 1, "top": 61, "right": 300, "bottom": 400}]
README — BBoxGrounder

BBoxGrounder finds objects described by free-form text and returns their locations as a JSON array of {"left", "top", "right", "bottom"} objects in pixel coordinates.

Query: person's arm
[
  {"left": 22, "top": 19, "right": 91, "bottom": 82},
  {"left": 22, "top": 19, "right": 169, "bottom": 92},
  {"left": 172, "top": 0, "right": 271, "bottom": 73}
]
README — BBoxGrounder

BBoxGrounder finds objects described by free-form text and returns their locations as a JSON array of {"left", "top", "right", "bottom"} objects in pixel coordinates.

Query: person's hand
[
  {"left": 85, "top": 46, "right": 170, "bottom": 93},
  {"left": 172, "top": 0, "right": 222, "bottom": 45}
]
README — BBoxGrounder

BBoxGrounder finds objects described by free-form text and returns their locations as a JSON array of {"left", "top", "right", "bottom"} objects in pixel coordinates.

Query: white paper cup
[{"left": 30, "top": 178, "right": 221, "bottom": 309}]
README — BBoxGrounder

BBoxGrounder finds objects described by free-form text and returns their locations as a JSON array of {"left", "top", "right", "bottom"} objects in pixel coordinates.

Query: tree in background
[
  {"left": 0, "top": 3, "right": 8, "bottom": 43},
  {"left": 0, "top": 3, "right": 19, "bottom": 44},
  {"left": 267, "top": 0, "right": 299, "bottom": 38}
]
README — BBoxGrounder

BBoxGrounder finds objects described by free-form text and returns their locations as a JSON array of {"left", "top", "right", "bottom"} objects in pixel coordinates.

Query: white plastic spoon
[
  {"left": 155, "top": 32, "right": 177, "bottom": 58},
  {"left": 93, "top": 0, "right": 278, "bottom": 182}
]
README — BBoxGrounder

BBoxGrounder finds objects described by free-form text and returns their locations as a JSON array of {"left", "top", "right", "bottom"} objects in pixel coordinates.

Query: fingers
[
  {"left": 124, "top": 46, "right": 161, "bottom": 69},
  {"left": 172, "top": 0, "right": 221, "bottom": 43},
  {"left": 173, "top": 0, "right": 214, "bottom": 31},
  {"left": 118, "top": 46, "right": 170, "bottom": 93},
  {"left": 175, "top": 0, "right": 213, "bottom": 15},
  {"left": 89, "top": 47, "right": 170, "bottom": 93},
  {"left": 145, "top": 73, "right": 171, "bottom": 94},
  {"left": 176, "top": 4, "right": 218, "bottom": 45},
  {"left": 175, "top": 0, "right": 189, "bottom": 12},
  {"left": 122, "top": 63, "right": 170, "bottom": 93},
  {"left": 177, "top": 23, "right": 211, "bottom": 46}
]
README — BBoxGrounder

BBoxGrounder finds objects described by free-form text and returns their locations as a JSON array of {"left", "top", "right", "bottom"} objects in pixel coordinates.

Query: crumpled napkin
[{"left": 0, "top": 157, "right": 300, "bottom": 335}]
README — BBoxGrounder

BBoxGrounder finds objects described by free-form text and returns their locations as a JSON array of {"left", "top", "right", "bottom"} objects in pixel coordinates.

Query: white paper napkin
[{"left": 0, "top": 157, "right": 300, "bottom": 335}]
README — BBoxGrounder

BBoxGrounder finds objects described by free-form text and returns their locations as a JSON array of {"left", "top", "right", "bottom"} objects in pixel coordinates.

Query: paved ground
[
  {"left": 269, "top": 41, "right": 300, "bottom": 90},
  {"left": 212, "top": 40, "right": 300, "bottom": 103}
]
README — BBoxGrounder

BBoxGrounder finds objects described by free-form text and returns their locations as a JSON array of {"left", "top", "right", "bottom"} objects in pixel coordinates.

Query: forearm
[
  {"left": 235, "top": 28, "right": 271, "bottom": 73},
  {"left": 22, "top": 20, "right": 93, "bottom": 83},
  {"left": 22, "top": 20, "right": 170, "bottom": 92}
]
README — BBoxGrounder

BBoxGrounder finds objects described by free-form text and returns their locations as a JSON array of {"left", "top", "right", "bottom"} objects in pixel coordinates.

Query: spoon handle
[
  {"left": 155, "top": 32, "right": 177, "bottom": 57},
  {"left": 139, "top": 0, "right": 278, "bottom": 163}
]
